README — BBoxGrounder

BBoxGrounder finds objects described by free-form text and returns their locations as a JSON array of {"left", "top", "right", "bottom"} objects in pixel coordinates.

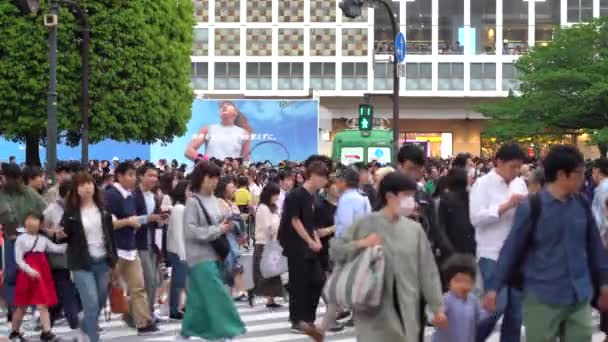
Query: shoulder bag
[{"left": 192, "top": 196, "right": 230, "bottom": 261}]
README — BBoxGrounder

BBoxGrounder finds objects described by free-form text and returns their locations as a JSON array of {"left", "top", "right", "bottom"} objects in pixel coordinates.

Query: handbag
[
  {"left": 109, "top": 284, "right": 129, "bottom": 314},
  {"left": 192, "top": 196, "right": 230, "bottom": 260},
  {"left": 323, "top": 244, "right": 385, "bottom": 312},
  {"left": 260, "top": 240, "right": 288, "bottom": 279}
]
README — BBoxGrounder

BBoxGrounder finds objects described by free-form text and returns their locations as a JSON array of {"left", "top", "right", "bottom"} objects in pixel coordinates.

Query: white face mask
[{"left": 399, "top": 195, "right": 416, "bottom": 217}]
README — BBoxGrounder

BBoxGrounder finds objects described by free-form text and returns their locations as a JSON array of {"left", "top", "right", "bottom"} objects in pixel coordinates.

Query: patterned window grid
[
  {"left": 191, "top": 62, "right": 208, "bottom": 90},
  {"left": 342, "top": 28, "right": 368, "bottom": 56},
  {"left": 214, "top": 62, "right": 240, "bottom": 90},
  {"left": 310, "top": 62, "right": 336, "bottom": 90},
  {"left": 214, "top": 28, "right": 240, "bottom": 56},
  {"left": 342, "top": 5, "right": 368, "bottom": 22},
  {"left": 192, "top": 28, "right": 209, "bottom": 56},
  {"left": 342, "top": 62, "right": 367, "bottom": 90},
  {"left": 438, "top": 63, "right": 464, "bottom": 90},
  {"left": 310, "top": 0, "right": 336, "bottom": 22},
  {"left": 373, "top": 62, "right": 393, "bottom": 91},
  {"left": 502, "top": 63, "right": 521, "bottom": 91},
  {"left": 247, "top": 0, "right": 272, "bottom": 22},
  {"left": 405, "top": 63, "right": 432, "bottom": 91},
  {"left": 470, "top": 63, "right": 496, "bottom": 91},
  {"left": 246, "top": 62, "right": 272, "bottom": 90},
  {"left": 215, "top": 0, "right": 241, "bottom": 22},
  {"left": 310, "top": 29, "right": 336, "bottom": 56},
  {"left": 279, "top": 0, "right": 305, "bottom": 22},
  {"left": 278, "top": 62, "right": 304, "bottom": 90},
  {"left": 193, "top": 0, "right": 209, "bottom": 22},
  {"left": 278, "top": 29, "right": 304, "bottom": 56},
  {"left": 246, "top": 29, "right": 272, "bottom": 56}
]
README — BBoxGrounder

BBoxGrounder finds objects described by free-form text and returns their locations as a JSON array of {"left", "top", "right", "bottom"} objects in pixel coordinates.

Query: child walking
[
  {"left": 9, "top": 213, "right": 67, "bottom": 342},
  {"left": 433, "top": 254, "right": 489, "bottom": 342}
]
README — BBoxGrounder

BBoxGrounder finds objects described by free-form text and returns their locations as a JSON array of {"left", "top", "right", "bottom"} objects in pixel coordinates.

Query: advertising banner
[{"left": 151, "top": 99, "right": 319, "bottom": 165}]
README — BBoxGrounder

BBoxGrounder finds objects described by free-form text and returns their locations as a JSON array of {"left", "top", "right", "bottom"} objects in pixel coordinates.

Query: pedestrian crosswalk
[{"left": 1, "top": 301, "right": 607, "bottom": 341}]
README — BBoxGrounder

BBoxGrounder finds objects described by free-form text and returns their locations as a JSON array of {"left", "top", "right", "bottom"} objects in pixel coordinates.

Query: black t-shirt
[
  {"left": 278, "top": 186, "right": 316, "bottom": 257},
  {"left": 313, "top": 198, "right": 336, "bottom": 270}
]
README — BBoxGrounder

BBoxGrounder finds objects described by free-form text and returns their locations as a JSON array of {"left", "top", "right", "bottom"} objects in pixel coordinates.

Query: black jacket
[
  {"left": 414, "top": 189, "right": 454, "bottom": 260},
  {"left": 438, "top": 191, "right": 476, "bottom": 255},
  {"left": 57, "top": 207, "right": 118, "bottom": 271},
  {"left": 133, "top": 188, "right": 159, "bottom": 250}
]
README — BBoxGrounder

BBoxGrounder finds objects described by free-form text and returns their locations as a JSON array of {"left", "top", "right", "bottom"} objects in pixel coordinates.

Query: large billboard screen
[
  {"left": 151, "top": 99, "right": 319, "bottom": 165},
  {"left": 0, "top": 99, "right": 319, "bottom": 165}
]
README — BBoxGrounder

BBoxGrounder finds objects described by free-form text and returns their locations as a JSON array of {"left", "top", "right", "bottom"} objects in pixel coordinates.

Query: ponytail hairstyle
[{"left": 220, "top": 101, "right": 252, "bottom": 133}]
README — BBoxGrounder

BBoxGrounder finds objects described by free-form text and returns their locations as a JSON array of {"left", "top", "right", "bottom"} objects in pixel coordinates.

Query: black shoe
[
  {"left": 233, "top": 294, "right": 247, "bottom": 302},
  {"left": 328, "top": 321, "right": 345, "bottom": 333},
  {"left": 336, "top": 310, "right": 351, "bottom": 321},
  {"left": 170, "top": 312, "right": 184, "bottom": 320},
  {"left": 344, "top": 318, "right": 354, "bottom": 327},
  {"left": 9, "top": 331, "right": 27, "bottom": 342},
  {"left": 137, "top": 323, "right": 160, "bottom": 335},
  {"left": 40, "top": 331, "right": 58, "bottom": 342},
  {"left": 266, "top": 302, "right": 283, "bottom": 309}
]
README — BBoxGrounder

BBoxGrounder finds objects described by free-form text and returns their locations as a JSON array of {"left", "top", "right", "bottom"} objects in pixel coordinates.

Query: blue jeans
[
  {"left": 167, "top": 252, "right": 187, "bottom": 316},
  {"left": 72, "top": 259, "right": 111, "bottom": 342},
  {"left": 2, "top": 239, "right": 16, "bottom": 306},
  {"left": 477, "top": 257, "right": 522, "bottom": 342}
]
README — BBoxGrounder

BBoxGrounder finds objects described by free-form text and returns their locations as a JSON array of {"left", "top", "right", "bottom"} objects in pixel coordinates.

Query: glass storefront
[
  {"left": 406, "top": 0, "right": 432, "bottom": 55},
  {"left": 503, "top": 0, "right": 528, "bottom": 55},
  {"left": 404, "top": 133, "right": 453, "bottom": 158},
  {"left": 471, "top": 0, "right": 496, "bottom": 55},
  {"left": 536, "top": 0, "right": 560, "bottom": 46},
  {"left": 439, "top": 0, "right": 464, "bottom": 54}
]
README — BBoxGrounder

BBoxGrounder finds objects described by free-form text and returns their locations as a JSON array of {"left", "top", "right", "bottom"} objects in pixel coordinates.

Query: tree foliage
[
  {"left": 476, "top": 17, "right": 608, "bottom": 144},
  {"left": 0, "top": 0, "right": 194, "bottom": 164}
]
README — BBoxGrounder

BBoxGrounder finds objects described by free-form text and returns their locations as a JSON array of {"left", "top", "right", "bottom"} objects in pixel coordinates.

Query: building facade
[{"left": 191, "top": 0, "right": 608, "bottom": 158}]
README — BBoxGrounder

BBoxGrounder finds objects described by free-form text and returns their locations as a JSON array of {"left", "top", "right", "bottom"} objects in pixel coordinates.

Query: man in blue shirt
[
  {"left": 334, "top": 166, "right": 371, "bottom": 237},
  {"left": 484, "top": 145, "right": 608, "bottom": 341}
]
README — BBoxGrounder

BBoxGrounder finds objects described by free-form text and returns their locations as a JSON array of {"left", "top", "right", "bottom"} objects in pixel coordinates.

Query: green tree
[
  {"left": 476, "top": 17, "right": 608, "bottom": 154},
  {"left": 0, "top": 0, "right": 194, "bottom": 165}
]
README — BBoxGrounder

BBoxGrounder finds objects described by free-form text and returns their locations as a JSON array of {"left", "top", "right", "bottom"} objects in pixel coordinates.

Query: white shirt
[
  {"left": 277, "top": 190, "right": 286, "bottom": 215},
  {"left": 167, "top": 204, "right": 186, "bottom": 260},
  {"left": 81, "top": 206, "right": 106, "bottom": 259},
  {"left": 254, "top": 204, "right": 280, "bottom": 244},
  {"left": 205, "top": 124, "right": 248, "bottom": 160},
  {"left": 15, "top": 233, "right": 66, "bottom": 275},
  {"left": 113, "top": 182, "right": 138, "bottom": 261},
  {"left": 470, "top": 170, "right": 528, "bottom": 261}
]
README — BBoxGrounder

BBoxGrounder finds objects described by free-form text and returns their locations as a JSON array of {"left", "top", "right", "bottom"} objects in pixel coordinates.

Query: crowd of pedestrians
[{"left": 1, "top": 142, "right": 608, "bottom": 342}]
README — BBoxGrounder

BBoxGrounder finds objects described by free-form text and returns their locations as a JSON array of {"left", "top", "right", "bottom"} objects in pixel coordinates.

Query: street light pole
[
  {"left": 375, "top": 0, "right": 400, "bottom": 161},
  {"left": 46, "top": 0, "right": 59, "bottom": 182}
]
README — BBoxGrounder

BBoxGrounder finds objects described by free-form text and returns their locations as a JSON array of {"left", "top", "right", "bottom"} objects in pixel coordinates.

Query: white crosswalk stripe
[{"left": 0, "top": 303, "right": 606, "bottom": 341}]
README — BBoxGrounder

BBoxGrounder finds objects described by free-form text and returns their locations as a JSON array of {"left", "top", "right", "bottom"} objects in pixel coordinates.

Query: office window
[
  {"left": 214, "top": 29, "right": 240, "bottom": 56},
  {"left": 471, "top": 0, "right": 496, "bottom": 55},
  {"left": 439, "top": 0, "right": 464, "bottom": 54},
  {"left": 405, "top": 63, "right": 432, "bottom": 90},
  {"left": 310, "top": 63, "right": 336, "bottom": 90},
  {"left": 191, "top": 62, "right": 208, "bottom": 90},
  {"left": 279, "top": 0, "right": 304, "bottom": 22},
  {"left": 215, "top": 0, "right": 240, "bottom": 22},
  {"left": 502, "top": 63, "right": 521, "bottom": 91},
  {"left": 278, "top": 63, "right": 304, "bottom": 90},
  {"left": 536, "top": 0, "right": 560, "bottom": 45},
  {"left": 341, "top": 63, "right": 368, "bottom": 90},
  {"left": 601, "top": 0, "right": 608, "bottom": 16},
  {"left": 310, "top": 0, "right": 336, "bottom": 22},
  {"left": 406, "top": 0, "right": 432, "bottom": 54},
  {"left": 568, "top": 0, "right": 593, "bottom": 22},
  {"left": 374, "top": 62, "right": 393, "bottom": 90},
  {"left": 438, "top": 63, "right": 464, "bottom": 90},
  {"left": 246, "top": 63, "right": 271, "bottom": 90},
  {"left": 193, "top": 0, "right": 209, "bottom": 22},
  {"left": 374, "top": 1, "right": 399, "bottom": 55},
  {"left": 214, "top": 62, "right": 240, "bottom": 90},
  {"left": 503, "top": 0, "right": 528, "bottom": 54},
  {"left": 470, "top": 63, "right": 496, "bottom": 90},
  {"left": 192, "top": 28, "right": 208, "bottom": 56},
  {"left": 247, "top": 0, "right": 272, "bottom": 22}
]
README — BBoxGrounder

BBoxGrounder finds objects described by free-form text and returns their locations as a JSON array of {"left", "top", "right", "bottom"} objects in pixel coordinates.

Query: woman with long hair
[
  {"left": 58, "top": 172, "right": 117, "bottom": 342},
  {"left": 215, "top": 178, "right": 248, "bottom": 301},
  {"left": 438, "top": 167, "right": 475, "bottom": 256},
  {"left": 181, "top": 161, "right": 245, "bottom": 340},
  {"left": 252, "top": 182, "right": 284, "bottom": 308}
]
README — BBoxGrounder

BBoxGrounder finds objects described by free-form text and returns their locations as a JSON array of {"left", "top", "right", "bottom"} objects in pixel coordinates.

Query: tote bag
[
  {"left": 109, "top": 284, "right": 129, "bottom": 314},
  {"left": 260, "top": 240, "right": 288, "bottom": 279},
  {"left": 323, "top": 245, "right": 385, "bottom": 312}
]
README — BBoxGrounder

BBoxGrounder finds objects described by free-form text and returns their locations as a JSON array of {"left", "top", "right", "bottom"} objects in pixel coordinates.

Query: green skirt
[{"left": 182, "top": 261, "right": 246, "bottom": 340}]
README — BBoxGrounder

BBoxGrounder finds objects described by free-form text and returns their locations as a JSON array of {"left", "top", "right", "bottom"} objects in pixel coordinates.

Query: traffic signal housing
[
  {"left": 339, "top": 0, "right": 364, "bottom": 19},
  {"left": 358, "top": 104, "right": 373, "bottom": 135}
]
